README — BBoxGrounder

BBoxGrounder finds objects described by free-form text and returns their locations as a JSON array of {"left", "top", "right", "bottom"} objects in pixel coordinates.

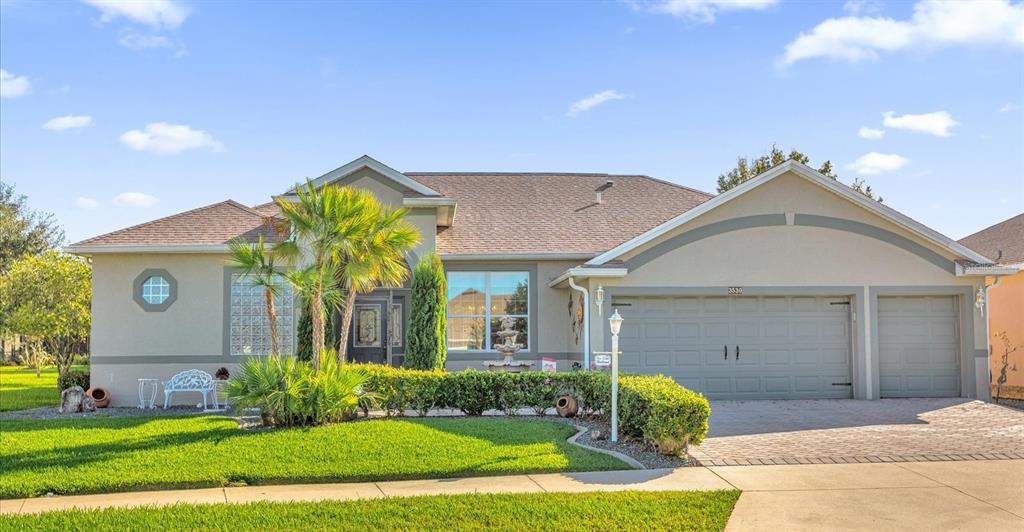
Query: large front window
[
  {"left": 447, "top": 271, "right": 528, "bottom": 351},
  {"left": 229, "top": 273, "right": 295, "bottom": 356}
]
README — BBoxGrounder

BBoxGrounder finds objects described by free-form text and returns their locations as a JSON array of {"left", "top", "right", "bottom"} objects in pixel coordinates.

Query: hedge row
[
  {"left": 352, "top": 364, "right": 710, "bottom": 454},
  {"left": 57, "top": 368, "right": 90, "bottom": 392}
]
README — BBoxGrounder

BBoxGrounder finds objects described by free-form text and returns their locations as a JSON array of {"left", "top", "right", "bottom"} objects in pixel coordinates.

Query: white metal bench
[{"left": 162, "top": 369, "right": 218, "bottom": 409}]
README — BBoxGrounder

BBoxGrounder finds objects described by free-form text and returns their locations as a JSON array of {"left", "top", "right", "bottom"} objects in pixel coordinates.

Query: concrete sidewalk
[{"left": 1, "top": 461, "right": 1022, "bottom": 531}]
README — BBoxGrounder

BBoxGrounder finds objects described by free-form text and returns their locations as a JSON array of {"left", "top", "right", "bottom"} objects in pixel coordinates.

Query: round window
[{"left": 141, "top": 276, "right": 170, "bottom": 304}]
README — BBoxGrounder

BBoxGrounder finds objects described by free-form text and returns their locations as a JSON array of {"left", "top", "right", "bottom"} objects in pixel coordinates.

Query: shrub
[
  {"left": 441, "top": 370, "right": 500, "bottom": 416},
  {"left": 619, "top": 375, "right": 711, "bottom": 453},
  {"left": 57, "top": 367, "right": 90, "bottom": 392},
  {"left": 405, "top": 253, "right": 447, "bottom": 370}
]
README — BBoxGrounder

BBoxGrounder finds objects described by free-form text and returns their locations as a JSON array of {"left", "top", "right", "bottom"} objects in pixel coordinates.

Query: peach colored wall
[{"left": 990, "top": 271, "right": 1024, "bottom": 399}]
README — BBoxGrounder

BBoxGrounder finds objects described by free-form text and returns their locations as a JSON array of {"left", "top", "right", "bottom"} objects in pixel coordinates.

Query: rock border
[{"left": 566, "top": 425, "right": 646, "bottom": 470}]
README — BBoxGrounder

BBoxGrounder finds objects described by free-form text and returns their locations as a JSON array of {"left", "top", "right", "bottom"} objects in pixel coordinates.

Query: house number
[{"left": 727, "top": 287, "right": 743, "bottom": 295}]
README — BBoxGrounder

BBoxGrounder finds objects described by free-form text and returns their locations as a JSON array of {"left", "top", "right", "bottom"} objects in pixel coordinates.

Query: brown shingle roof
[
  {"left": 72, "top": 200, "right": 285, "bottom": 248},
  {"left": 958, "top": 213, "right": 1024, "bottom": 265},
  {"left": 252, "top": 201, "right": 282, "bottom": 217},
  {"left": 406, "top": 172, "right": 713, "bottom": 255}
]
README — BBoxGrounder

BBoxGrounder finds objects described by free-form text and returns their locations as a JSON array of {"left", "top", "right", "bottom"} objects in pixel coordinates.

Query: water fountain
[{"left": 483, "top": 316, "right": 535, "bottom": 372}]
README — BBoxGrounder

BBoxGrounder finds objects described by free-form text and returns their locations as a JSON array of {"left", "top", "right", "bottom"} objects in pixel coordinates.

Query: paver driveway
[{"left": 689, "top": 398, "right": 1024, "bottom": 466}]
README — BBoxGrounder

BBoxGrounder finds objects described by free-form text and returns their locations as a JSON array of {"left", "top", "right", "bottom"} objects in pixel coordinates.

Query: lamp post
[{"left": 609, "top": 309, "right": 623, "bottom": 443}]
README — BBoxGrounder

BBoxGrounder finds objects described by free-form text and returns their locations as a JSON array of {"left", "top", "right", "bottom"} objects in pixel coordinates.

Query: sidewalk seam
[
  {"left": 703, "top": 467, "right": 740, "bottom": 491},
  {"left": 525, "top": 475, "right": 548, "bottom": 492},
  {"left": 371, "top": 482, "right": 387, "bottom": 498},
  {"left": 892, "top": 462, "right": 1024, "bottom": 520}
]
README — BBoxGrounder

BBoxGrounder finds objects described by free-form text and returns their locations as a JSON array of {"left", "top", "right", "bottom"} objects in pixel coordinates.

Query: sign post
[{"left": 608, "top": 309, "right": 623, "bottom": 443}]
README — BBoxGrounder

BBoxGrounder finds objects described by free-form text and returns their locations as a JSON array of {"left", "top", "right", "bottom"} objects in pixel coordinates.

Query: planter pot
[
  {"left": 555, "top": 395, "right": 578, "bottom": 418},
  {"left": 87, "top": 387, "right": 111, "bottom": 408}
]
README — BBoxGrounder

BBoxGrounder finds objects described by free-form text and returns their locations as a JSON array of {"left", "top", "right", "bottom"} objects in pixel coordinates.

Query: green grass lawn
[
  {"left": 0, "top": 416, "right": 628, "bottom": 498},
  {"left": 0, "top": 366, "right": 60, "bottom": 412},
  {"left": 0, "top": 491, "right": 741, "bottom": 531}
]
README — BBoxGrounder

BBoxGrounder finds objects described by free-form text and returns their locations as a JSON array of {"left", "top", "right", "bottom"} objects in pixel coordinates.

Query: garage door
[
  {"left": 877, "top": 296, "right": 960, "bottom": 397},
  {"left": 613, "top": 296, "right": 853, "bottom": 400}
]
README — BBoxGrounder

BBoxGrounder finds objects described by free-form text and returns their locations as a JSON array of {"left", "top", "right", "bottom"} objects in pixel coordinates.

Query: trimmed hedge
[
  {"left": 57, "top": 367, "right": 90, "bottom": 392},
  {"left": 350, "top": 364, "right": 710, "bottom": 454}
]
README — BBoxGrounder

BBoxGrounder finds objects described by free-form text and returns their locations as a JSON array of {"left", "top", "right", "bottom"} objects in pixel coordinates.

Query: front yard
[
  {"left": 0, "top": 366, "right": 60, "bottom": 412},
  {"left": 0, "top": 415, "right": 627, "bottom": 498},
  {"left": 0, "top": 491, "right": 741, "bottom": 531}
]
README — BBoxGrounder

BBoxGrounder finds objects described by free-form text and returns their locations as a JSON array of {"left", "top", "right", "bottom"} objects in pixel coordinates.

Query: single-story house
[
  {"left": 69, "top": 155, "right": 1011, "bottom": 406},
  {"left": 958, "top": 213, "right": 1024, "bottom": 400}
]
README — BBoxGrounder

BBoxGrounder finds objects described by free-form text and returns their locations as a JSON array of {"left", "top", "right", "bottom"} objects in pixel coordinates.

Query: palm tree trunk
[
  {"left": 264, "top": 287, "right": 279, "bottom": 357},
  {"left": 337, "top": 287, "right": 358, "bottom": 363},
  {"left": 310, "top": 282, "right": 324, "bottom": 371}
]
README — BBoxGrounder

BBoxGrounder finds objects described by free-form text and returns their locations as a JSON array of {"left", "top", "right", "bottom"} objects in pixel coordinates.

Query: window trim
[
  {"left": 132, "top": 269, "right": 178, "bottom": 312},
  {"left": 445, "top": 265, "right": 536, "bottom": 354}
]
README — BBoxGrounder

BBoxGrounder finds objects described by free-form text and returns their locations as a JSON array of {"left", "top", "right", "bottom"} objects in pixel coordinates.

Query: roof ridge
[
  {"left": 72, "top": 200, "right": 260, "bottom": 246},
  {"left": 223, "top": 199, "right": 271, "bottom": 217},
  {"left": 633, "top": 174, "right": 716, "bottom": 198}
]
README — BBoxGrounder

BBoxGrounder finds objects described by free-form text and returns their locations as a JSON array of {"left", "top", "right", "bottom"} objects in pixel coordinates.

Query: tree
[
  {"left": 336, "top": 201, "right": 419, "bottom": 361},
  {"left": 405, "top": 253, "right": 448, "bottom": 369},
  {"left": 0, "top": 183, "right": 65, "bottom": 273},
  {"left": 296, "top": 297, "right": 335, "bottom": 361},
  {"left": 716, "top": 144, "right": 881, "bottom": 202},
  {"left": 229, "top": 236, "right": 283, "bottom": 357},
  {"left": 0, "top": 251, "right": 90, "bottom": 379}
]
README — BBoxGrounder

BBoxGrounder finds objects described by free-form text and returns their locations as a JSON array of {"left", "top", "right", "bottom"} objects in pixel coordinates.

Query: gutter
[
  {"left": 548, "top": 266, "right": 629, "bottom": 288},
  {"left": 66, "top": 244, "right": 232, "bottom": 255},
  {"left": 567, "top": 276, "right": 591, "bottom": 371},
  {"left": 983, "top": 275, "right": 1004, "bottom": 400},
  {"left": 441, "top": 253, "right": 598, "bottom": 262}
]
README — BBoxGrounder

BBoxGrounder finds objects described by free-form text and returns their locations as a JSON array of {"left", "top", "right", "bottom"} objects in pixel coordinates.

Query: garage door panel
[
  {"left": 702, "top": 298, "right": 730, "bottom": 313},
  {"left": 675, "top": 322, "right": 699, "bottom": 340},
  {"left": 764, "top": 376, "right": 790, "bottom": 393},
  {"left": 675, "top": 350, "right": 701, "bottom": 366},
  {"left": 877, "top": 296, "right": 960, "bottom": 398},
  {"left": 791, "top": 297, "right": 818, "bottom": 312},
  {"left": 644, "top": 350, "right": 671, "bottom": 367},
  {"left": 735, "top": 321, "right": 759, "bottom": 338},
  {"left": 704, "top": 378, "right": 731, "bottom": 393},
  {"left": 763, "top": 349, "right": 790, "bottom": 365},
  {"left": 735, "top": 377, "right": 760, "bottom": 393}
]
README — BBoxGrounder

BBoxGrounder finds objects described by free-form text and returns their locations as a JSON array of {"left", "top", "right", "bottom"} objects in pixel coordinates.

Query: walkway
[{"left": 2, "top": 461, "right": 1022, "bottom": 530}]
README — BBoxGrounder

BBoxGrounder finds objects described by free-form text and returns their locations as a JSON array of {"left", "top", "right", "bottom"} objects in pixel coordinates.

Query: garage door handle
[
  {"left": 735, "top": 345, "right": 740, "bottom": 361},
  {"left": 723, "top": 345, "right": 728, "bottom": 360}
]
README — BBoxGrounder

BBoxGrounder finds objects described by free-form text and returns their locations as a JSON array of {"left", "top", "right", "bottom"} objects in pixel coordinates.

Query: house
[
  {"left": 68, "top": 155, "right": 1008, "bottom": 406},
  {"left": 958, "top": 214, "right": 1024, "bottom": 400}
]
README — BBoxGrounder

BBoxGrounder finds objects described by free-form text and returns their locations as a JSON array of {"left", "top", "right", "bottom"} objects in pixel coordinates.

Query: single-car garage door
[
  {"left": 877, "top": 296, "right": 960, "bottom": 397},
  {"left": 613, "top": 296, "right": 853, "bottom": 400}
]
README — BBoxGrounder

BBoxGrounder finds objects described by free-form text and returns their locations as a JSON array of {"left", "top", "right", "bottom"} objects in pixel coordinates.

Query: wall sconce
[
  {"left": 595, "top": 285, "right": 605, "bottom": 316},
  {"left": 974, "top": 287, "right": 985, "bottom": 311}
]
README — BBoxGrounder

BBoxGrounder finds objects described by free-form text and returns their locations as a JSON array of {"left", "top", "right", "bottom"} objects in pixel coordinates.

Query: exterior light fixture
[
  {"left": 975, "top": 287, "right": 985, "bottom": 311},
  {"left": 608, "top": 309, "right": 623, "bottom": 442},
  {"left": 595, "top": 285, "right": 605, "bottom": 316},
  {"left": 609, "top": 309, "right": 623, "bottom": 336}
]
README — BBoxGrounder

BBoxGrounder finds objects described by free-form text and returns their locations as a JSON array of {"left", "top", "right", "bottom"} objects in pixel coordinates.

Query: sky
[{"left": 1, "top": 0, "right": 1022, "bottom": 245}]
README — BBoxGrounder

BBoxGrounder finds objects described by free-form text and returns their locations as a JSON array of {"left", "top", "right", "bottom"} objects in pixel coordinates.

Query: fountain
[{"left": 483, "top": 316, "right": 535, "bottom": 372}]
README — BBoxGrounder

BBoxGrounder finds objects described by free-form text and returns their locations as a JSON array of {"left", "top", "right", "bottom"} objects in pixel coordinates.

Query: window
[
  {"left": 447, "top": 271, "right": 528, "bottom": 351},
  {"left": 229, "top": 273, "right": 295, "bottom": 356},
  {"left": 141, "top": 276, "right": 170, "bottom": 304}
]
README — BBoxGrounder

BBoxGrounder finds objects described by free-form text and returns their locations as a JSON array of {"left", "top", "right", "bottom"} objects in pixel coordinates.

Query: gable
[{"left": 286, "top": 155, "right": 441, "bottom": 198}]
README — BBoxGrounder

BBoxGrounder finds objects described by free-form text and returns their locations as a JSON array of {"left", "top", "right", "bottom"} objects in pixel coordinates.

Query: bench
[{"left": 162, "top": 369, "right": 218, "bottom": 410}]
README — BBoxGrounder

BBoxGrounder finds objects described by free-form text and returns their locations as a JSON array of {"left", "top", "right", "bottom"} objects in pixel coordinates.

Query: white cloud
[
  {"left": 81, "top": 0, "right": 188, "bottom": 29},
  {"left": 882, "top": 110, "right": 959, "bottom": 137},
  {"left": 75, "top": 197, "right": 99, "bottom": 210},
  {"left": 0, "top": 69, "right": 30, "bottom": 98},
  {"left": 42, "top": 115, "right": 93, "bottom": 131},
  {"left": 848, "top": 152, "right": 910, "bottom": 175},
  {"left": 118, "top": 28, "right": 173, "bottom": 50},
  {"left": 635, "top": 0, "right": 778, "bottom": 23},
  {"left": 858, "top": 126, "right": 885, "bottom": 139},
  {"left": 1000, "top": 103, "right": 1020, "bottom": 112},
  {"left": 780, "top": 0, "right": 1024, "bottom": 66},
  {"left": 843, "top": 0, "right": 882, "bottom": 16},
  {"left": 112, "top": 192, "right": 159, "bottom": 207},
  {"left": 567, "top": 90, "right": 627, "bottom": 117},
  {"left": 119, "top": 122, "right": 224, "bottom": 154}
]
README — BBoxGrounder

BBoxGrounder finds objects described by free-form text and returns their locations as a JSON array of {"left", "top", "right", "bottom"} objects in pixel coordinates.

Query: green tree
[
  {"left": 0, "top": 183, "right": 65, "bottom": 273},
  {"left": 0, "top": 251, "right": 90, "bottom": 379},
  {"left": 716, "top": 144, "right": 881, "bottom": 202},
  {"left": 405, "top": 253, "right": 448, "bottom": 369},
  {"left": 296, "top": 298, "right": 335, "bottom": 361},
  {"left": 229, "top": 236, "right": 283, "bottom": 357}
]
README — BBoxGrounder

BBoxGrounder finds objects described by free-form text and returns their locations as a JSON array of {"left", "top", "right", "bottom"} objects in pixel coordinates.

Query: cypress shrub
[
  {"left": 296, "top": 301, "right": 334, "bottom": 361},
  {"left": 405, "top": 253, "right": 448, "bottom": 369}
]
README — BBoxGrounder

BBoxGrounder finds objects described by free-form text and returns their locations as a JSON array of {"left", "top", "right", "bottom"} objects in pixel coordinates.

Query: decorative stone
[
  {"left": 59, "top": 386, "right": 96, "bottom": 413},
  {"left": 592, "top": 429, "right": 608, "bottom": 441}
]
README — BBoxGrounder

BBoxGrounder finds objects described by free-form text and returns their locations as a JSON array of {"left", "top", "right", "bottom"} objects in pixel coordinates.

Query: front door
[{"left": 346, "top": 295, "right": 407, "bottom": 365}]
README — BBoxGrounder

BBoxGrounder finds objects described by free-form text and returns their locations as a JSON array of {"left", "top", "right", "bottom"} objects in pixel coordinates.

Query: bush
[
  {"left": 441, "top": 370, "right": 500, "bottom": 416},
  {"left": 405, "top": 253, "right": 447, "bottom": 370},
  {"left": 296, "top": 303, "right": 334, "bottom": 362},
  {"left": 57, "top": 367, "right": 90, "bottom": 392},
  {"left": 619, "top": 375, "right": 711, "bottom": 453}
]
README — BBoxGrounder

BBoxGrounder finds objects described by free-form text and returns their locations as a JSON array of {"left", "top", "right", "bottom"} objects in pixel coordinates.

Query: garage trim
[{"left": 868, "top": 286, "right": 977, "bottom": 399}]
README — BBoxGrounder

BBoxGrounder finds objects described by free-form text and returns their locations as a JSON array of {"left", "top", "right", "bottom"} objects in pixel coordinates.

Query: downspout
[
  {"left": 567, "top": 276, "right": 590, "bottom": 370},
  {"left": 983, "top": 276, "right": 1002, "bottom": 399}
]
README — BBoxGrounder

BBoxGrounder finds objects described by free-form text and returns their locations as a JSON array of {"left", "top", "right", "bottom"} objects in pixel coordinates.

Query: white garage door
[
  {"left": 878, "top": 296, "right": 960, "bottom": 398},
  {"left": 613, "top": 296, "right": 853, "bottom": 400}
]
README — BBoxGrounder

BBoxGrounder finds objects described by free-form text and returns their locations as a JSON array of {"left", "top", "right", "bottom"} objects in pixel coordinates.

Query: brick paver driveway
[{"left": 689, "top": 399, "right": 1024, "bottom": 466}]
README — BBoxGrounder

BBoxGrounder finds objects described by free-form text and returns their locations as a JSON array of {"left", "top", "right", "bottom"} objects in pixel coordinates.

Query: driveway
[{"left": 689, "top": 398, "right": 1024, "bottom": 466}]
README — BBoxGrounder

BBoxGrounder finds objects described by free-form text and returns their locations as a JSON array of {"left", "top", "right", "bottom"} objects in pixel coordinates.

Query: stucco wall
[{"left": 990, "top": 271, "right": 1024, "bottom": 399}]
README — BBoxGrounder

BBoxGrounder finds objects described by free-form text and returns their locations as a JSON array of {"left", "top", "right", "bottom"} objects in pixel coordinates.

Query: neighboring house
[
  {"left": 958, "top": 214, "right": 1024, "bottom": 400},
  {"left": 68, "top": 156, "right": 1008, "bottom": 406}
]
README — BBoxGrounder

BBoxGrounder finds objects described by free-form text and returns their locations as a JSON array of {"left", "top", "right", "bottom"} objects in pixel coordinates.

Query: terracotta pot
[
  {"left": 555, "top": 395, "right": 578, "bottom": 418},
  {"left": 87, "top": 387, "right": 111, "bottom": 408}
]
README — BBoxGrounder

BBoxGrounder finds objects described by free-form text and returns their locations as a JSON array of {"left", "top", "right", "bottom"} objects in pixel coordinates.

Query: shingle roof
[
  {"left": 406, "top": 172, "right": 713, "bottom": 256},
  {"left": 71, "top": 200, "right": 285, "bottom": 248},
  {"left": 252, "top": 201, "right": 282, "bottom": 217},
  {"left": 958, "top": 213, "right": 1024, "bottom": 265}
]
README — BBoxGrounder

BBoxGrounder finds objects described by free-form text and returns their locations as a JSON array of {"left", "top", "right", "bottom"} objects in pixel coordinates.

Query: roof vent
[{"left": 595, "top": 181, "right": 614, "bottom": 204}]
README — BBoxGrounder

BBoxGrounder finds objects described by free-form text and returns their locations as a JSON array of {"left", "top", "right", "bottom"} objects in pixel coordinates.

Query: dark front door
[{"left": 346, "top": 295, "right": 407, "bottom": 365}]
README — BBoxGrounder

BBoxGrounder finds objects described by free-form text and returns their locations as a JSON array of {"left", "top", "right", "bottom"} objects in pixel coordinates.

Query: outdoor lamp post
[{"left": 609, "top": 309, "right": 623, "bottom": 443}]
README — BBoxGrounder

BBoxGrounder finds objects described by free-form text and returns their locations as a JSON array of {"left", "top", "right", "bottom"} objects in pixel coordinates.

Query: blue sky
[{"left": 1, "top": 0, "right": 1021, "bottom": 244}]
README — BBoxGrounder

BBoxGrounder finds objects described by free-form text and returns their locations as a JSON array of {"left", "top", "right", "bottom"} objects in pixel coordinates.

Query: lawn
[
  {"left": 0, "top": 366, "right": 59, "bottom": 412},
  {"left": 0, "top": 491, "right": 741, "bottom": 531},
  {"left": 0, "top": 416, "right": 628, "bottom": 498}
]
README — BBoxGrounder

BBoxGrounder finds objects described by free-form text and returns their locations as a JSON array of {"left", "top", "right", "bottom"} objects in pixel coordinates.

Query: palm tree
[
  {"left": 336, "top": 205, "right": 420, "bottom": 360},
  {"left": 229, "top": 236, "right": 283, "bottom": 357}
]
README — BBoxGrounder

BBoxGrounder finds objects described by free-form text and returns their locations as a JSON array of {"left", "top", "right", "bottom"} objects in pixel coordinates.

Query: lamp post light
[{"left": 608, "top": 309, "right": 623, "bottom": 443}]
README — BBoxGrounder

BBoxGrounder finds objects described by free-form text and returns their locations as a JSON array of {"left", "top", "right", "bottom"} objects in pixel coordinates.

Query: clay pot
[
  {"left": 87, "top": 387, "right": 111, "bottom": 408},
  {"left": 555, "top": 395, "right": 578, "bottom": 418}
]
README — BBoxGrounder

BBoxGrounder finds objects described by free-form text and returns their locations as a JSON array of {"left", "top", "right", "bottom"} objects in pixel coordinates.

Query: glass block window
[
  {"left": 229, "top": 273, "right": 295, "bottom": 356},
  {"left": 447, "top": 271, "right": 528, "bottom": 351},
  {"left": 141, "top": 276, "right": 170, "bottom": 304}
]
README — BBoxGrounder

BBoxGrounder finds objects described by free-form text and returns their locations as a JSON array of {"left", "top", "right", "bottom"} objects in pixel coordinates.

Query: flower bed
[{"left": 355, "top": 365, "right": 711, "bottom": 454}]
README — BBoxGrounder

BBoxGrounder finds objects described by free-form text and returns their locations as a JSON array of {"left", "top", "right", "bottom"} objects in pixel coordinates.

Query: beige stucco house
[{"left": 68, "top": 156, "right": 1011, "bottom": 406}]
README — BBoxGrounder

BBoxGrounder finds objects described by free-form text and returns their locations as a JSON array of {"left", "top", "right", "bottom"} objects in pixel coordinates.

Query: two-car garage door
[{"left": 613, "top": 294, "right": 961, "bottom": 400}]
